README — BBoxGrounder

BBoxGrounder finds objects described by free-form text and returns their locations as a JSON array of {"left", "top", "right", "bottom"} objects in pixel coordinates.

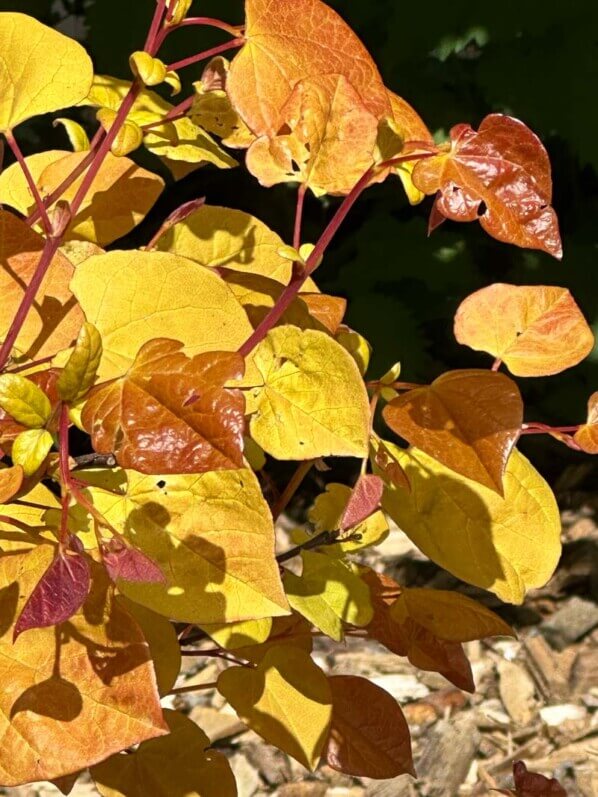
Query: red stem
[
  {"left": 140, "top": 94, "right": 195, "bottom": 131},
  {"left": 178, "top": 17, "right": 244, "bottom": 36},
  {"left": 294, "top": 185, "right": 306, "bottom": 251},
  {"left": 26, "top": 128, "right": 105, "bottom": 226},
  {"left": 0, "top": 236, "right": 61, "bottom": 371},
  {"left": 4, "top": 355, "right": 55, "bottom": 374},
  {"left": 520, "top": 424, "right": 580, "bottom": 435},
  {"left": 272, "top": 460, "right": 314, "bottom": 520},
  {"left": 5, "top": 131, "right": 52, "bottom": 233},
  {"left": 145, "top": 0, "right": 168, "bottom": 52},
  {"left": 58, "top": 404, "right": 72, "bottom": 546},
  {"left": 167, "top": 38, "right": 244, "bottom": 72}
]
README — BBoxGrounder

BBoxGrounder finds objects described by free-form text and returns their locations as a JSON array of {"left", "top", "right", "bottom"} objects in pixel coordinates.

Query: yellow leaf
[
  {"left": 390, "top": 587, "right": 515, "bottom": 643},
  {"left": 284, "top": 551, "right": 373, "bottom": 641},
  {"left": 0, "top": 480, "right": 60, "bottom": 552},
  {"left": 129, "top": 51, "right": 168, "bottom": 87},
  {"left": 201, "top": 617, "right": 273, "bottom": 650},
  {"left": 92, "top": 709, "right": 236, "bottom": 797},
  {"left": 0, "top": 374, "right": 51, "bottom": 427},
  {"left": 0, "top": 13, "right": 93, "bottom": 132},
  {"left": 57, "top": 322, "right": 102, "bottom": 403},
  {"left": 0, "top": 548, "right": 167, "bottom": 786},
  {"left": 378, "top": 445, "right": 561, "bottom": 604},
  {"left": 69, "top": 250, "right": 255, "bottom": 380},
  {"left": 97, "top": 108, "right": 143, "bottom": 157},
  {"left": 166, "top": 0, "right": 193, "bottom": 26},
  {"left": 53, "top": 118, "right": 90, "bottom": 151},
  {"left": 0, "top": 150, "right": 164, "bottom": 246},
  {"left": 246, "top": 326, "right": 370, "bottom": 459},
  {"left": 155, "top": 204, "right": 299, "bottom": 284},
  {"left": 118, "top": 597, "right": 181, "bottom": 697},
  {"left": 12, "top": 428, "right": 53, "bottom": 477},
  {"left": 218, "top": 646, "right": 332, "bottom": 770},
  {"left": 75, "top": 468, "right": 289, "bottom": 623},
  {"left": 308, "top": 483, "right": 389, "bottom": 553},
  {"left": 191, "top": 62, "right": 255, "bottom": 149},
  {"left": 335, "top": 327, "right": 372, "bottom": 376}
]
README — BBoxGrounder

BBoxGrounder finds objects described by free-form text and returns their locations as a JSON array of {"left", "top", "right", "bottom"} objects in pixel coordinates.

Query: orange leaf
[
  {"left": 411, "top": 115, "right": 562, "bottom": 258},
  {"left": 0, "top": 546, "right": 167, "bottom": 786},
  {"left": 574, "top": 392, "right": 598, "bottom": 453},
  {"left": 454, "top": 284, "right": 595, "bottom": 377},
  {"left": 228, "top": 0, "right": 390, "bottom": 139},
  {"left": 0, "top": 465, "right": 23, "bottom": 504},
  {"left": 82, "top": 338, "right": 245, "bottom": 474},
  {"left": 361, "top": 569, "right": 474, "bottom": 692},
  {"left": 0, "top": 211, "right": 83, "bottom": 360},
  {"left": 246, "top": 74, "right": 380, "bottom": 195},
  {"left": 323, "top": 675, "right": 414, "bottom": 778},
  {"left": 383, "top": 369, "right": 523, "bottom": 493},
  {"left": 299, "top": 294, "right": 347, "bottom": 335}
]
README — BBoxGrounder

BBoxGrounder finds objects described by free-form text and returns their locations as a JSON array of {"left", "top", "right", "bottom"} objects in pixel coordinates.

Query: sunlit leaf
[
  {"left": 0, "top": 13, "right": 93, "bottom": 132},
  {"left": 0, "top": 373, "right": 51, "bottom": 428},
  {"left": 0, "top": 211, "right": 83, "bottom": 361},
  {"left": 0, "top": 480, "right": 60, "bottom": 553},
  {"left": 246, "top": 74, "right": 380, "bottom": 196},
  {"left": 57, "top": 323, "right": 102, "bottom": 403},
  {"left": 0, "top": 151, "right": 164, "bottom": 246},
  {"left": 412, "top": 114, "right": 562, "bottom": 257},
  {"left": 0, "top": 547, "right": 167, "bottom": 785},
  {"left": 454, "top": 284, "right": 595, "bottom": 377},
  {"left": 218, "top": 646, "right": 332, "bottom": 770},
  {"left": 377, "top": 445, "right": 561, "bottom": 604},
  {"left": 54, "top": 118, "right": 90, "bottom": 152},
  {"left": 12, "top": 428, "right": 53, "bottom": 477},
  {"left": 308, "top": 482, "right": 389, "bottom": 553},
  {"left": 82, "top": 338, "right": 245, "bottom": 474},
  {"left": 75, "top": 468, "right": 289, "bottom": 624},
  {"left": 370, "top": 437, "right": 411, "bottom": 492},
  {"left": 14, "top": 543, "right": 90, "bottom": 639},
  {"left": 192, "top": 57, "right": 255, "bottom": 149},
  {"left": 383, "top": 369, "right": 523, "bottom": 493},
  {"left": 228, "top": 0, "right": 390, "bottom": 138},
  {"left": 92, "top": 709, "right": 235, "bottom": 797},
  {"left": 0, "top": 465, "right": 23, "bottom": 504},
  {"left": 574, "top": 392, "right": 598, "bottom": 453},
  {"left": 340, "top": 474, "right": 384, "bottom": 530},
  {"left": 284, "top": 551, "right": 373, "bottom": 641},
  {"left": 233, "top": 613, "right": 314, "bottom": 663},
  {"left": 118, "top": 597, "right": 180, "bottom": 697},
  {"left": 201, "top": 617, "right": 272, "bottom": 650},
  {"left": 324, "top": 675, "right": 414, "bottom": 778},
  {"left": 70, "top": 250, "right": 255, "bottom": 380},
  {"left": 246, "top": 326, "right": 370, "bottom": 459}
]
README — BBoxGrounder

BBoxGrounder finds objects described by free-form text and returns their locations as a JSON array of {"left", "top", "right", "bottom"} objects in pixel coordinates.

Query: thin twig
[
  {"left": 169, "top": 681, "right": 218, "bottom": 695},
  {"left": 272, "top": 460, "right": 314, "bottom": 521},
  {"left": 167, "top": 38, "right": 244, "bottom": 72},
  {"left": 5, "top": 130, "right": 52, "bottom": 233},
  {"left": 276, "top": 530, "right": 339, "bottom": 564}
]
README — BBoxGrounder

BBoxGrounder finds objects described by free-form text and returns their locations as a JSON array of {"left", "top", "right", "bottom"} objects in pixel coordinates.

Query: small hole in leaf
[
  {"left": 156, "top": 480, "right": 166, "bottom": 489},
  {"left": 477, "top": 201, "right": 487, "bottom": 217}
]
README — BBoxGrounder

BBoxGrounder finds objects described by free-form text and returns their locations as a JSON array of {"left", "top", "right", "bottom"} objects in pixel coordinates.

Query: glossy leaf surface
[
  {"left": 82, "top": 339, "right": 245, "bottom": 474},
  {"left": 57, "top": 323, "right": 102, "bottom": 403},
  {"left": 412, "top": 114, "right": 562, "bottom": 257}
]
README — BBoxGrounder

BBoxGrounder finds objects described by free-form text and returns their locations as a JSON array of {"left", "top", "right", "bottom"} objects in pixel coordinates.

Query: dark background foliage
[{"left": 2, "top": 0, "right": 596, "bottom": 485}]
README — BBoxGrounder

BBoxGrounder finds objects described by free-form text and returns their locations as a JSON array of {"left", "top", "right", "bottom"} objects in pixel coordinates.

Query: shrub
[{"left": 0, "top": 0, "right": 593, "bottom": 791}]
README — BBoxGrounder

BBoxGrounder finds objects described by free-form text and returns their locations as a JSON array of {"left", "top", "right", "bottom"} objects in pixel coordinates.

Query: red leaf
[
  {"left": 504, "top": 761, "right": 567, "bottom": 796},
  {"left": 412, "top": 115, "right": 562, "bottom": 258},
  {"left": 102, "top": 539, "right": 166, "bottom": 585},
  {"left": 14, "top": 544, "right": 90, "bottom": 639},
  {"left": 340, "top": 474, "right": 384, "bottom": 531}
]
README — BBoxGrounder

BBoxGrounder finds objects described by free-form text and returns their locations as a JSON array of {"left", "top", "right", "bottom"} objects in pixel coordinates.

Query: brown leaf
[
  {"left": 323, "top": 674, "right": 415, "bottom": 778},
  {"left": 383, "top": 369, "right": 523, "bottom": 493},
  {"left": 0, "top": 465, "right": 24, "bottom": 504},
  {"left": 299, "top": 294, "right": 347, "bottom": 335},
  {"left": 574, "top": 392, "right": 598, "bottom": 453},
  {"left": 497, "top": 760, "right": 567, "bottom": 797},
  {"left": 411, "top": 115, "right": 562, "bottom": 258},
  {"left": 0, "top": 546, "right": 167, "bottom": 786},
  {"left": 361, "top": 569, "right": 475, "bottom": 692},
  {"left": 82, "top": 338, "right": 245, "bottom": 474},
  {"left": 0, "top": 211, "right": 83, "bottom": 360},
  {"left": 454, "top": 284, "right": 595, "bottom": 377}
]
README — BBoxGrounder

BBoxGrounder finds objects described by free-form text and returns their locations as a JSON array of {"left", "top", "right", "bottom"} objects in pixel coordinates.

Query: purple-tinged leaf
[
  {"left": 14, "top": 548, "right": 91, "bottom": 639},
  {"left": 340, "top": 474, "right": 383, "bottom": 531},
  {"left": 102, "top": 539, "right": 166, "bottom": 584}
]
